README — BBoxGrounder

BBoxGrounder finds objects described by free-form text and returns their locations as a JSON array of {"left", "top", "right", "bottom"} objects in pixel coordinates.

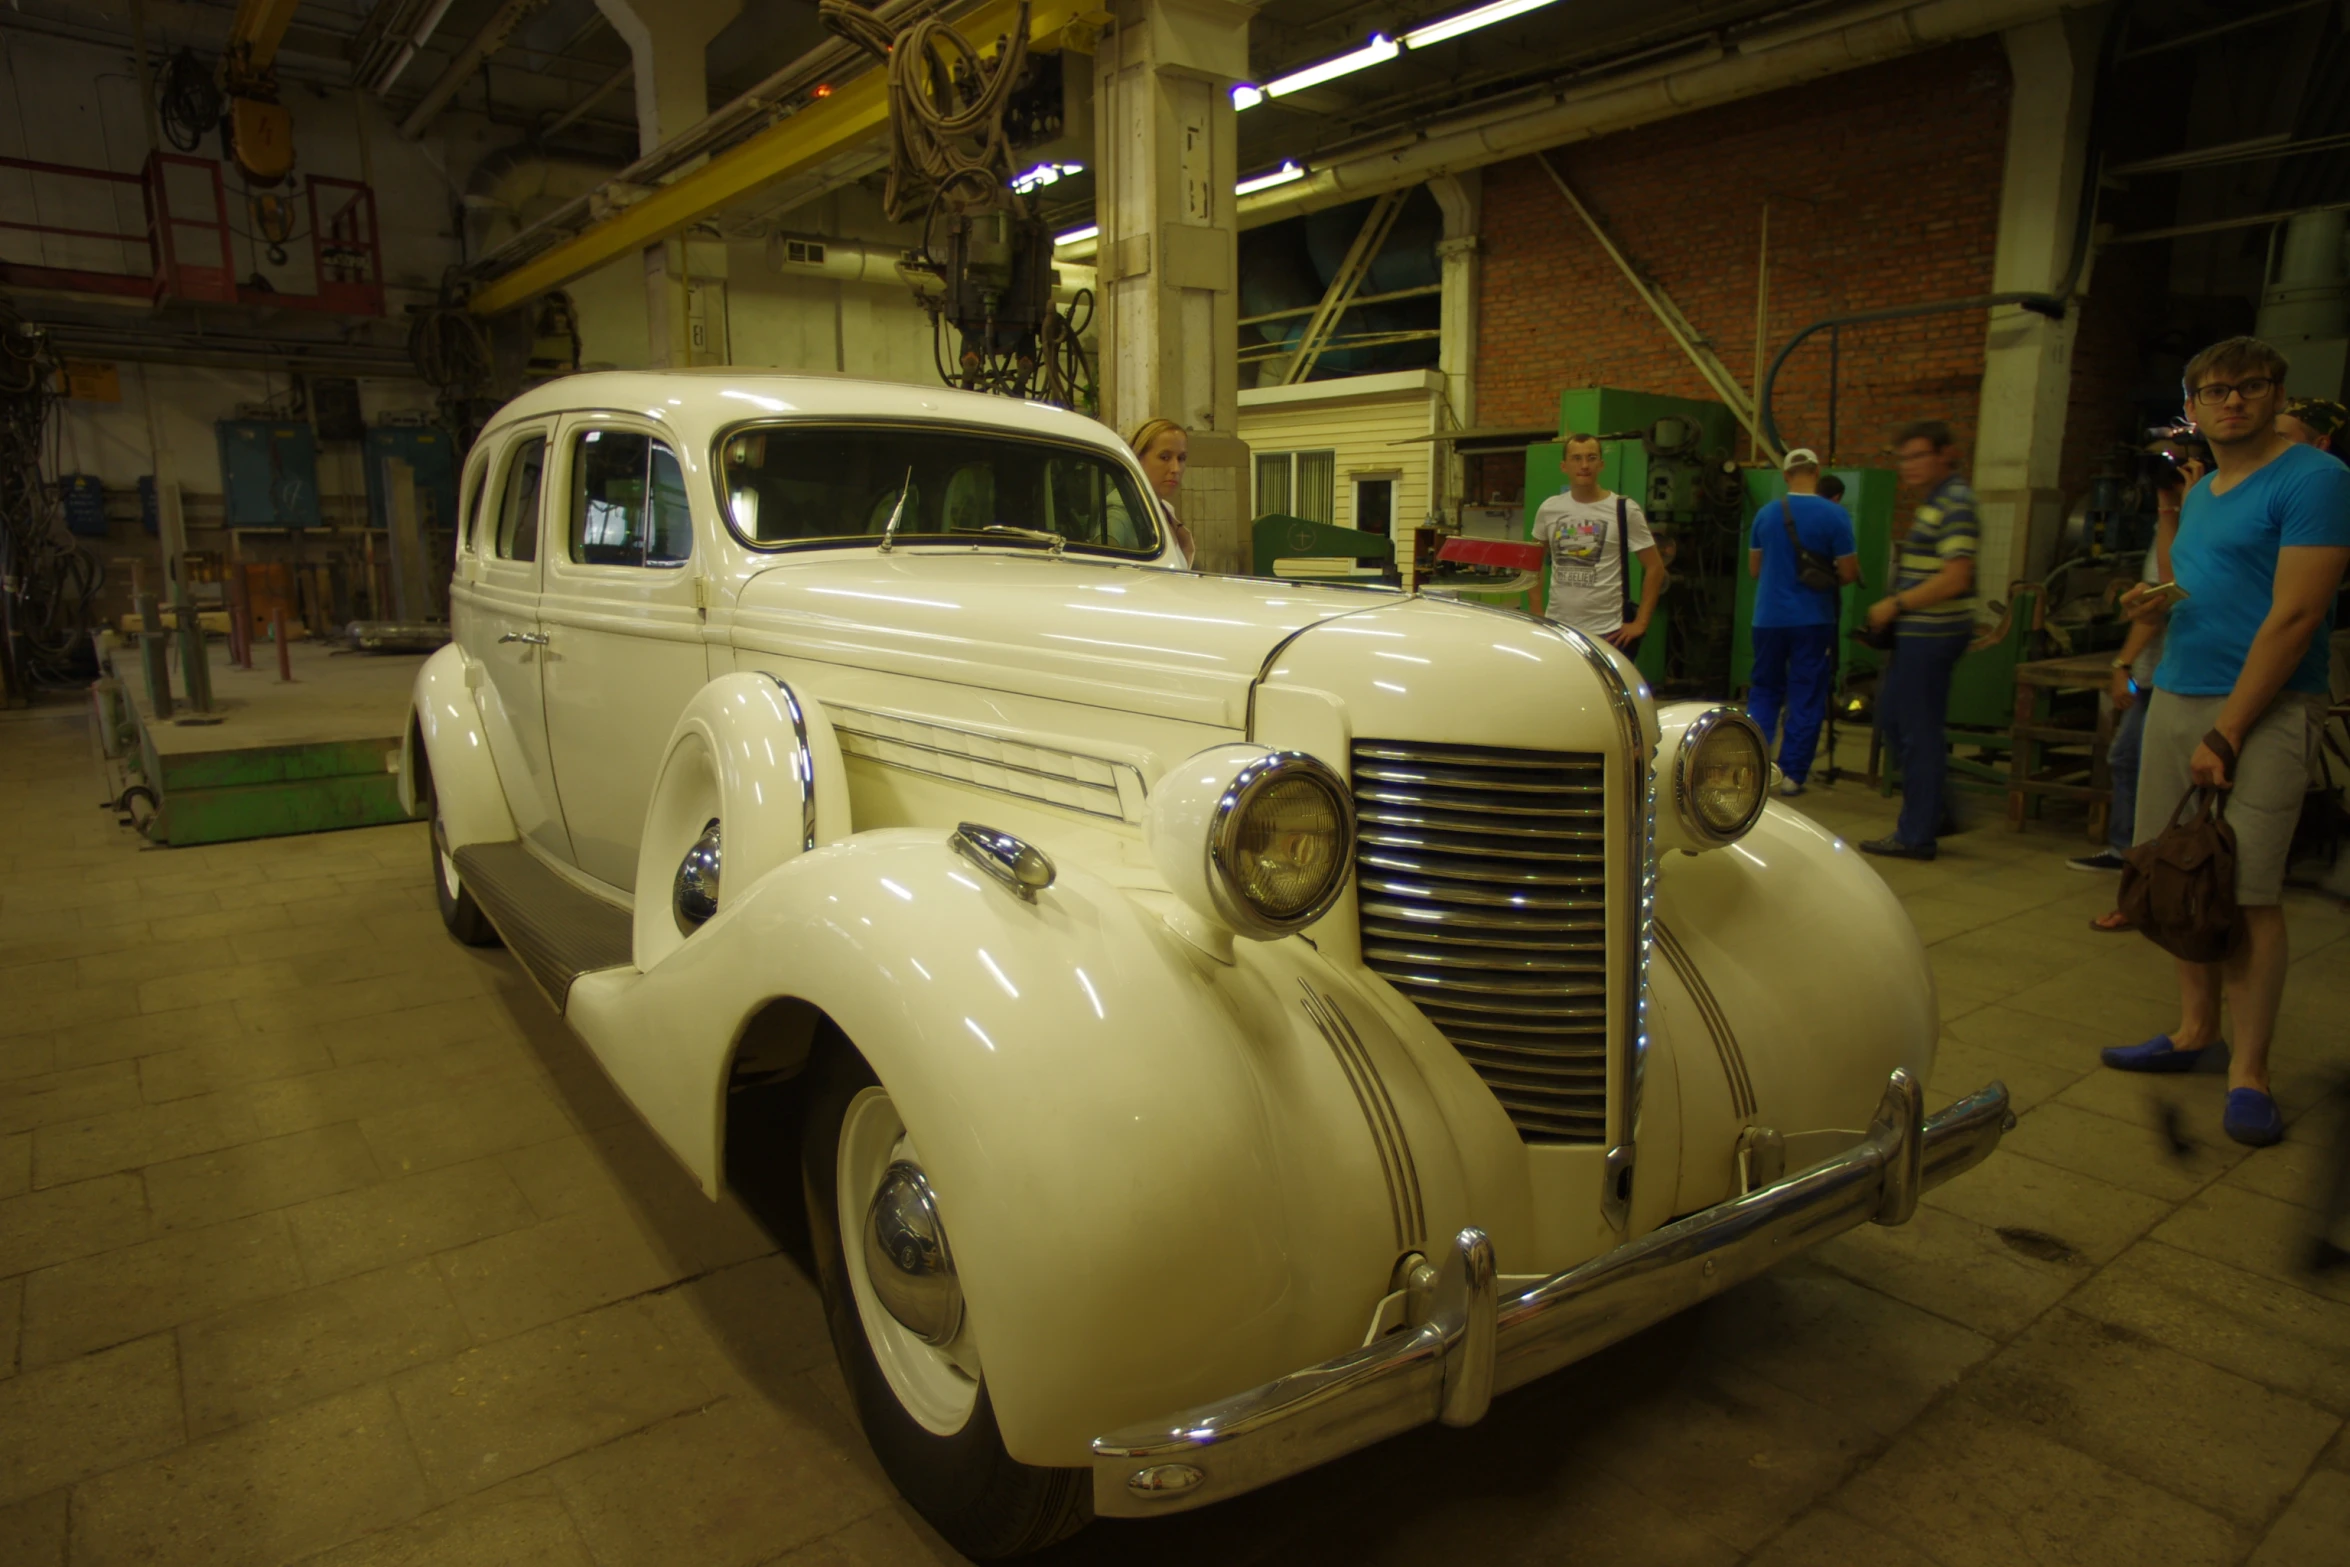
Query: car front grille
[{"left": 1352, "top": 739, "right": 1612, "bottom": 1144}]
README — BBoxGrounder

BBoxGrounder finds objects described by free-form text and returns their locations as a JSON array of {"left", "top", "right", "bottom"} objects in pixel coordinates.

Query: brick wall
[{"left": 1476, "top": 40, "right": 2013, "bottom": 470}]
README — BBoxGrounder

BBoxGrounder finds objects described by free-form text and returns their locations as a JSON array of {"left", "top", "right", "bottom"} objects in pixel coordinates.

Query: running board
[{"left": 452, "top": 842, "right": 633, "bottom": 1008}]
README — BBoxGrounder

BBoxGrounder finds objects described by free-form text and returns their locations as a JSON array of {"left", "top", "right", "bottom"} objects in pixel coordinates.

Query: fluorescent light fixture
[
  {"left": 1012, "top": 161, "right": 1084, "bottom": 194},
  {"left": 1053, "top": 225, "right": 1100, "bottom": 247},
  {"left": 1232, "top": 83, "right": 1265, "bottom": 111},
  {"left": 1234, "top": 161, "right": 1307, "bottom": 196},
  {"left": 1261, "top": 34, "right": 1399, "bottom": 98},
  {"left": 1403, "top": 0, "right": 1562, "bottom": 49}
]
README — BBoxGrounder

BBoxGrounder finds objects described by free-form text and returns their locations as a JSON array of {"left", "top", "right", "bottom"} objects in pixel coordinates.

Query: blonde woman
[{"left": 1129, "top": 417, "right": 1197, "bottom": 567}]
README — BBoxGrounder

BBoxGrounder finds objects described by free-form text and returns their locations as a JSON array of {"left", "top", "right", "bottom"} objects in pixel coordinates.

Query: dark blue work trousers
[
  {"left": 1878, "top": 628, "right": 1969, "bottom": 848},
  {"left": 1747, "top": 623, "right": 1837, "bottom": 784}
]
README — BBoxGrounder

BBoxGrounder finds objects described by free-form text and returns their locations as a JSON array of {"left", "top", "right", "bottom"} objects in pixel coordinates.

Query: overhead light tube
[
  {"left": 1260, "top": 34, "right": 1399, "bottom": 98},
  {"left": 1234, "top": 161, "right": 1307, "bottom": 196},
  {"left": 1053, "top": 225, "right": 1100, "bottom": 248},
  {"left": 1403, "top": 0, "right": 1563, "bottom": 50}
]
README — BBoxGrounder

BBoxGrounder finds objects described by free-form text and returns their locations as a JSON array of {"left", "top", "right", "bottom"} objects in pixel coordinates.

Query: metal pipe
[
  {"left": 2102, "top": 197, "right": 2350, "bottom": 247},
  {"left": 2118, "top": 0, "right": 2331, "bottom": 59},
  {"left": 272, "top": 607, "right": 293, "bottom": 682},
  {"left": 399, "top": 0, "right": 548, "bottom": 141},
  {"left": 135, "top": 593, "right": 173, "bottom": 718},
  {"left": 541, "top": 62, "right": 633, "bottom": 141},
  {"left": 374, "top": 0, "right": 461, "bottom": 95},
  {"left": 177, "top": 604, "right": 213, "bottom": 712}
]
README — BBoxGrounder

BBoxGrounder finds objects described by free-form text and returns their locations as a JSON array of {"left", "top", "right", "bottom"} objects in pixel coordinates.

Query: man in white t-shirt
[{"left": 1532, "top": 432, "right": 1664, "bottom": 649}]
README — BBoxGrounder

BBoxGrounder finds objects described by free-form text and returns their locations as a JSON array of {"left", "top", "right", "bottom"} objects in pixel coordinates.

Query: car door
[
  {"left": 539, "top": 415, "right": 714, "bottom": 891},
  {"left": 470, "top": 424, "right": 573, "bottom": 863}
]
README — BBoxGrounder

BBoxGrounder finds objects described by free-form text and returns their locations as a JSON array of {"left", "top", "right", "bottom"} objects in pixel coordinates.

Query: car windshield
[{"left": 717, "top": 424, "right": 1162, "bottom": 556}]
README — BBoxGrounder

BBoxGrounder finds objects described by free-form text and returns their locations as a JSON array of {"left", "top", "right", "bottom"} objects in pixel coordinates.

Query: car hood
[{"left": 727, "top": 551, "right": 1402, "bottom": 730}]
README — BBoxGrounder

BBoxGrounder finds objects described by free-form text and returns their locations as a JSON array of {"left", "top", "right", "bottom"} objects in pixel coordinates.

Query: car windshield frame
[{"left": 709, "top": 418, "right": 1166, "bottom": 560}]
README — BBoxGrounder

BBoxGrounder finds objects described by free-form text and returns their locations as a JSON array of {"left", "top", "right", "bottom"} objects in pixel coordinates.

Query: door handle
[{"left": 498, "top": 631, "right": 549, "bottom": 646}]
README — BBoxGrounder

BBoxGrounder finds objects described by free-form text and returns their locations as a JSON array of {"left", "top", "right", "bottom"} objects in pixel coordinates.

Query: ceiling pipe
[
  {"left": 372, "top": 0, "right": 461, "bottom": 95},
  {"left": 399, "top": 0, "right": 551, "bottom": 140},
  {"left": 1235, "top": 0, "right": 2101, "bottom": 231}
]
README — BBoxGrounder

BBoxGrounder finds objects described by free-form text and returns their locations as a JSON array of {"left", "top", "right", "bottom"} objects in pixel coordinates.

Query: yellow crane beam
[{"left": 468, "top": 0, "right": 1094, "bottom": 317}]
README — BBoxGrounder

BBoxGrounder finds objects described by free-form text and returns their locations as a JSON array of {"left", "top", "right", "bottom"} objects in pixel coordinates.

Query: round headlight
[
  {"left": 1212, "top": 756, "right": 1353, "bottom": 932},
  {"left": 1676, "top": 709, "right": 1768, "bottom": 846}
]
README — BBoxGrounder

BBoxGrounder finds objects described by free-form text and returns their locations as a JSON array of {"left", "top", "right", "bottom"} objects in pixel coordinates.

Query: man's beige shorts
[{"left": 2134, "top": 690, "right": 2322, "bottom": 908}]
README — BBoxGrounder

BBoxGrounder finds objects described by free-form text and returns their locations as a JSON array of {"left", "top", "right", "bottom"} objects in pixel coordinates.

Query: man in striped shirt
[{"left": 1860, "top": 420, "right": 1979, "bottom": 860}]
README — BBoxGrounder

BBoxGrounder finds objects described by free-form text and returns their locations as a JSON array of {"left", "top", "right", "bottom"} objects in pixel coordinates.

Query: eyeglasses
[{"left": 2190, "top": 377, "right": 2277, "bottom": 406}]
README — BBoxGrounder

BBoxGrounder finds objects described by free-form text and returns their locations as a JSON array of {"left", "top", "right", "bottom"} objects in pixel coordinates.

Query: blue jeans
[
  {"left": 1878, "top": 628, "right": 1968, "bottom": 847},
  {"left": 1748, "top": 623, "right": 1837, "bottom": 783},
  {"left": 2106, "top": 695, "right": 2146, "bottom": 855}
]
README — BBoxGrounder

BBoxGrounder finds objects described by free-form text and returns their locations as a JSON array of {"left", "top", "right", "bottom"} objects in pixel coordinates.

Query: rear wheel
[
  {"left": 429, "top": 797, "right": 500, "bottom": 948},
  {"left": 801, "top": 1038, "right": 1090, "bottom": 1559}
]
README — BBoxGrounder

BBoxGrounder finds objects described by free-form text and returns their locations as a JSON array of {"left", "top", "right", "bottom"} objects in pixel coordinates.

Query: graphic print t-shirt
[{"left": 1532, "top": 491, "right": 1655, "bottom": 637}]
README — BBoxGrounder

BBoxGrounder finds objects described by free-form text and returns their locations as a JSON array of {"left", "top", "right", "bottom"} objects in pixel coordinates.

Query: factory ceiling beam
[
  {"left": 465, "top": 0, "right": 1097, "bottom": 317},
  {"left": 400, "top": 0, "right": 552, "bottom": 140}
]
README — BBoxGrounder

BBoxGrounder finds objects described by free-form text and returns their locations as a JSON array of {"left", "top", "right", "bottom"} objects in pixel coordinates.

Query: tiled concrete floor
[{"left": 4, "top": 700, "right": 2347, "bottom": 1567}]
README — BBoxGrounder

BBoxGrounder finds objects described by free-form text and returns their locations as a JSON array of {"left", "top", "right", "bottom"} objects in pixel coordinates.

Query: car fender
[
  {"left": 1650, "top": 801, "right": 1937, "bottom": 1211},
  {"left": 404, "top": 643, "right": 516, "bottom": 849},
  {"left": 632, "top": 671, "right": 850, "bottom": 970},
  {"left": 566, "top": 828, "right": 1466, "bottom": 1468}
]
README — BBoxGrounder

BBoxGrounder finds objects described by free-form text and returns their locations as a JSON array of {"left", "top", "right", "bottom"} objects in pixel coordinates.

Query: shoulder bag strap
[
  {"left": 1781, "top": 498, "right": 1805, "bottom": 553},
  {"left": 1616, "top": 496, "right": 1633, "bottom": 619}
]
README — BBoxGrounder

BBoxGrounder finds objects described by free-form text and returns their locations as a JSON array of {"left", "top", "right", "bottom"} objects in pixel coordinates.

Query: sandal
[{"left": 2089, "top": 909, "right": 2134, "bottom": 933}]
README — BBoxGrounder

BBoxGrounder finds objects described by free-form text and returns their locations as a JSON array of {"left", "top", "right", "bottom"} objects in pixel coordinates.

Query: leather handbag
[{"left": 2118, "top": 732, "right": 2242, "bottom": 961}]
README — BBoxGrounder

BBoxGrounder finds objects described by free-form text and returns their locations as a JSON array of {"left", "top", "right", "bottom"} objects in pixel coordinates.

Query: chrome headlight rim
[
  {"left": 1674, "top": 708, "right": 1769, "bottom": 848},
  {"left": 1204, "top": 750, "right": 1356, "bottom": 939}
]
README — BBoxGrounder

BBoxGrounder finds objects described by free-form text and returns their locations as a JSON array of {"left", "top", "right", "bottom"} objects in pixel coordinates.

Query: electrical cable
[
  {"left": 158, "top": 48, "right": 223, "bottom": 155},
  {"left": 0, "top": 298, "right": 103, "bottom": 693},
  {"left": 821, "top": 0, "right": 1031, "bottom": 224}
]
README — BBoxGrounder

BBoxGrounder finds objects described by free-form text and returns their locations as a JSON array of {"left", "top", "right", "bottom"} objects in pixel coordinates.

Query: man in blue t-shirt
[
  {"left": 2098, "top": 336, "right": 2350, "bottom": 1151},
  {"left": 1746, "top": 448, "right": 1859, "bottom": 793}
]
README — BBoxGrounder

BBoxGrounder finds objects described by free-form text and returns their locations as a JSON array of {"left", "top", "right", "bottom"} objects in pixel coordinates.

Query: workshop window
[
  {"left": 570, "top": 430, "right": 692, "bottom": 568},
  {"left": 1254, "top": 449, "right": 1335, "bottom": 523},
  {"left": 493, "top": 435, "right": 547, "bottom": 562}
]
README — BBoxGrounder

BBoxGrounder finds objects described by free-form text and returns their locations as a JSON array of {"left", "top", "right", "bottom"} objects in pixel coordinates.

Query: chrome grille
[{"left": 1353, "top": 739, "right": 1611, "bottom": 1144}]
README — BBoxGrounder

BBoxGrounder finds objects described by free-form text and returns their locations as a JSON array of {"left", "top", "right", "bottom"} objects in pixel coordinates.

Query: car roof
[{"left": 481, "top": 371, "right": 1130, "bottom": 457}]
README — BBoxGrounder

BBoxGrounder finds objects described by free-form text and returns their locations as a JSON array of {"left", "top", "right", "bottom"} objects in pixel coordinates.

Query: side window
[
  {"left": 494, "top": 435, "right": 547, "bottom": 561},
  {"left": 459, "top": 453, "right": 491, "bottom": 556},
  {"left": 570, "top": 429, "right": 691, "bottom": 568}
]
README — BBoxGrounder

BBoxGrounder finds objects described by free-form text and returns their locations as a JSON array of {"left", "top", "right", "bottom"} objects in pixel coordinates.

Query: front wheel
[{"left": 801, "top": 1038, "right": 1090, "bottom": 1559}]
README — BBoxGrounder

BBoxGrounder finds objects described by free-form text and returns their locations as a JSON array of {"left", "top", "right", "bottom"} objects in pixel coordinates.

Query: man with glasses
[
  {"left": 1859, "top": 420, "right": 1978, "bottom": 860},
  {"left": 2099, "top": 337, "right": 2350, "bottom": 1149}
]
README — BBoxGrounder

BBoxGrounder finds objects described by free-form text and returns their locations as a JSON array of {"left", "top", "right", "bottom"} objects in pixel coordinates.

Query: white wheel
[{"left": 836, "top": 1086, "right": 982, "bottom": 1435}]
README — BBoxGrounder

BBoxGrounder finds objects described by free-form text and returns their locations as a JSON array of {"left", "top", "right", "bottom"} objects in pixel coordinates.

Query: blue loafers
[
  {"left": 2100, "top": 1035, "right": 2228, "bottom": 1073},
  {"left": 2223, "top": 1088, "right": 2285, "bottom": 1147}
]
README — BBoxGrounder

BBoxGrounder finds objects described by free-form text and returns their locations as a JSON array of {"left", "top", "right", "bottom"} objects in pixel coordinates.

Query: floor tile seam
[
  {"left": 428, "top": 1249, "right": 742, "bottom": 1354},
  {"left": 745, "top": 1499, "right": 914, "bottom": 1567},
  {"left": 1913, "top": 1145, "right": 2178, "bottom": 1252},
  {"left": 2018, "top": 1095, "right": 2254, "bottom": 1203},
  {"left": 2240, "top": 1425, "right": 2350, "bottom": 1552},
  {"left": 360, "top": 1109, "right": 583, "bottom": 1185},
  {"left": 2133, "top": 1235, "right": 2350, "bottom": 1327},
  {"left": 1731, "top": 1499, "right": 1967, "bottom": 1567}
]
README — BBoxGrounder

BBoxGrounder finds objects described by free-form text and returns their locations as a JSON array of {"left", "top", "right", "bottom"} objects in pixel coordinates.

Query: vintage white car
[{"left": 403, "top": 371, "right": 2012, "bottom": 1559}]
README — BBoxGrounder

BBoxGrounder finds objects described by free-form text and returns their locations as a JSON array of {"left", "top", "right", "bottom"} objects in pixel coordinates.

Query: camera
[{"left": 2136, "top": 422, "right": 2212, "bottom": 491}]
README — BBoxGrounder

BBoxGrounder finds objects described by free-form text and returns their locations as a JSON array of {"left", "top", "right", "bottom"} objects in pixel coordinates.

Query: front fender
[
  {"left": 1652, "top": 802, "right": 1937, "bottom": 1211},
  {"left": 405, "top": 644, "right": 515, "bottom": 850},
  {"left": 566, "top": 829, "right": 1475, "bottom": 1469}
]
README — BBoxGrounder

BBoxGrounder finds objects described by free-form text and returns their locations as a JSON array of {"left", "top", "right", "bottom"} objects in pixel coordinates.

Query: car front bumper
[{"left": 1090, "top": 1068, "right": 2011, "bottom": 1517}]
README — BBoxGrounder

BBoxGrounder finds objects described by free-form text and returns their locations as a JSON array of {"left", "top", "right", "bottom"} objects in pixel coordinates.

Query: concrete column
[
  {"left": 1971, "top": 14, "right": 2099, "bottom": 587},
  {"left": 1095, "top": 0, "right": 1252, "bottom": 573},
  {"left": 1429, "top": 173, "right": 1479, "bottom": 435},
  {"left": 593, "top": 0, "right": 741, "bottom": 156}
]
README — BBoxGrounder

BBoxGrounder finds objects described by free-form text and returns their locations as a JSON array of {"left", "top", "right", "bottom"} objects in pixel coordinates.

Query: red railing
[{"left": 0, "top": 150, "right": 382, "bottom": 315}]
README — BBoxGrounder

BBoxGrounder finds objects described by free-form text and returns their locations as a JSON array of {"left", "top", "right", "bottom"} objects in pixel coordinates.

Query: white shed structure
[{"left": 1237, "top": 369, "right": 1447, "bottom": 584}]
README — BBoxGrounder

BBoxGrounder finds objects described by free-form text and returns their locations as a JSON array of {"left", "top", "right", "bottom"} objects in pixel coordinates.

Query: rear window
[{"left": 716, "top": 425, "right": 1160, "bottom": 557}]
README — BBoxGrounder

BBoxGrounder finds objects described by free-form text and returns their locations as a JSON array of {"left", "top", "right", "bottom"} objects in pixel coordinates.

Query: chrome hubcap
[
  {"left": 673, "top": 817, "right": 721, "bottom": 932},
  {"left": 864, "top": 1160, "right": 963, "bottom": 1347}
]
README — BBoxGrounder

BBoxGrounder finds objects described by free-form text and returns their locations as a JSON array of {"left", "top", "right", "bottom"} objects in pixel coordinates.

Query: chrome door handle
[{"left": 498, "top": 631, "right": 549, "bottom": 646}]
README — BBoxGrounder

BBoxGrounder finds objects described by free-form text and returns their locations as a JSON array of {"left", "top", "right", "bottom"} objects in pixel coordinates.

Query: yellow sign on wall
[{"left": 61, "top": 360, "right": 121, "bottom": 402}]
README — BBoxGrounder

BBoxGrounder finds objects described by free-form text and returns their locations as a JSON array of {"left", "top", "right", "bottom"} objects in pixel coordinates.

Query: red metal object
[
  {"left": 228, "top": 566, "right": 253, "bottom": 669},
  {"left": 0, "top": 151, "right": 382, "bottom": 314},
  {"left": 1437, "top": 537, "right": 1546, "bottom": 571},
  {"left": 271, "top": 608, "right": 294, "bottom": 683}
]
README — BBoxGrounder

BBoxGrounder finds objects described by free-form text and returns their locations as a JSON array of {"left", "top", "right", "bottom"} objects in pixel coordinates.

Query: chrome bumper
[{"left": 1091, "top": 1069, "right": 2011, "bottom": 1516}]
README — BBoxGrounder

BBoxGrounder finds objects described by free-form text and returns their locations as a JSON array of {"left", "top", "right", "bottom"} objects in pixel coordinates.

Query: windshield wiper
[
  {"left": 975, "top": 524, "right": 1066, "bottom": 556},
  {"left": 875, "top": 466, "right": 915, "bottom": 554}
]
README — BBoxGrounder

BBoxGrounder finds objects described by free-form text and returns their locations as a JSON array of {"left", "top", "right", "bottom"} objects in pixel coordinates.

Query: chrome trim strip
[
  {"left": 1654, "top": 922, "right": 1757, "bottom": 1120},
  {"left": 1298, "top": 981, "right": 1425, "bottom": 1251},
  {"left": 1090, "top": 1072, "right": 2011, "bottom": 1517},
  {"left": 763, "top": 675, "right": 820, "bottom": 854},
  {"left": 949, "top": 822, "right": 1057, "bottom": 902}
]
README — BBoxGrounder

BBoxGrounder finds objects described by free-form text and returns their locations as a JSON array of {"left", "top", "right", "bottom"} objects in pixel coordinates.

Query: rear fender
[
  {"left": 565, "top": 829, "right": 1452, "bottom": 1469},
  {"left": 405, "top": 644, "right": 516, "bottom": 849}
]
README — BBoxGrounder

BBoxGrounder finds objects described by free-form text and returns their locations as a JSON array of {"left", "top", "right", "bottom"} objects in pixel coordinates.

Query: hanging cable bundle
[
  {"left": 158, "top": 49, "right": 224, "bottom": 155},
  {"left": 0, "top": 300, "right": 102, "bottom": 695},
  {"left": 407, "top": 291, "right": 496, "bottom": 447},
  {"left": 820, "top": 0, "right": 1032, "bottom": 224}
]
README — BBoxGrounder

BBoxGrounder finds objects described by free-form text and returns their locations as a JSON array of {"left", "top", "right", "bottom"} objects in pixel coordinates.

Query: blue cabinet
[
  {"left": 362, "top": 425, "right": 461, "bottom": 534},
  {"left": 215, "top": 420, "right": 322, "bottom": 529}
]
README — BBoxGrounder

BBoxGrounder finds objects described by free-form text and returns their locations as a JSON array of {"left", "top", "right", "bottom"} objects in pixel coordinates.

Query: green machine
[
  {"left": 1519, "top": 388, "right": 1744, "bottom": 693},
  {"left": 1731, "top": 465, "right": 1899, "bottom": 690}
]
